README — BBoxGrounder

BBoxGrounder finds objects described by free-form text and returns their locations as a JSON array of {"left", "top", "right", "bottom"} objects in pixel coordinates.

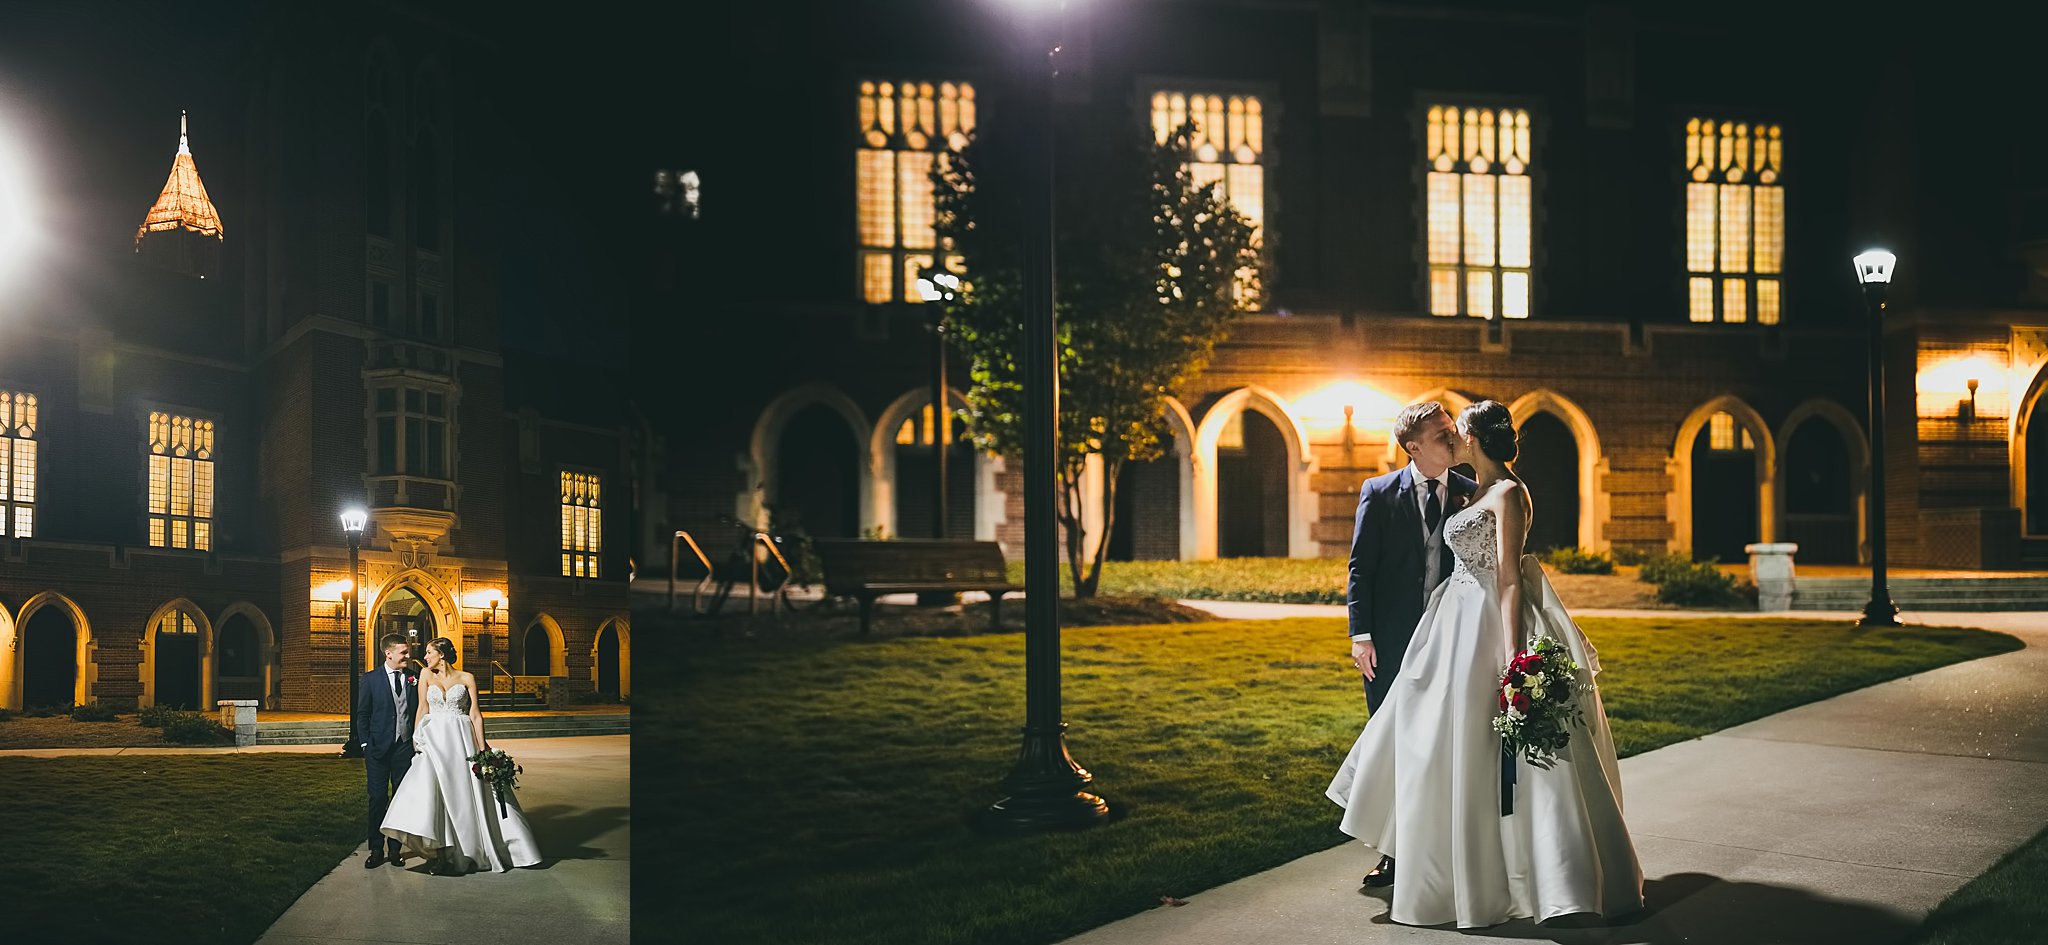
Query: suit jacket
[
  {"left": 1345, "top": 463, "right": 1477, "bottom": 661},
  {"left": 355, "top": 665, "right": 417, "bottom": 756}
]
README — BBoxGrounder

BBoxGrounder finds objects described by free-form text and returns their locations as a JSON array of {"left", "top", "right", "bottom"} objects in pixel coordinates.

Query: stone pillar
[
  {"left": 217, "top": 699, "right": 259, "bottom": 746},
  {"left": 1744, "top": 543, "right": 1800, "bottom": 611}
]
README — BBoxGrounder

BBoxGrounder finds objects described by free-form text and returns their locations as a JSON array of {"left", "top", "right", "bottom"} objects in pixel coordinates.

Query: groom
[
  {"left": 356, "top": 634, "right": 418, "bottom": 868},
  {"left": 1345, "top": 401, "right": 1475, "bottom": 887}
]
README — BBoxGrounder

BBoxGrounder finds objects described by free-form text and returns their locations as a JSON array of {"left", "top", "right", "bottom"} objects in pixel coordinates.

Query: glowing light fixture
[
  {"left": 1853, "top": 249, "right": 1896, "bottom": 286},
  {"left": 1295, "top": 380, "right": 1404, "bottom": 435}
]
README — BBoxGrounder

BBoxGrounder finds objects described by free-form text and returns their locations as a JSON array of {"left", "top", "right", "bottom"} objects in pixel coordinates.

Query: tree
[{"left": 934, "top": 118, "right": 1263, "bottom": 597}]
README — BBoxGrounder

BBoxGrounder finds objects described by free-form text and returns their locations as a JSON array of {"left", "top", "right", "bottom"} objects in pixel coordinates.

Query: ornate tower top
[{"left": 135, "top": 111, "right": 224, "bottom": 248}]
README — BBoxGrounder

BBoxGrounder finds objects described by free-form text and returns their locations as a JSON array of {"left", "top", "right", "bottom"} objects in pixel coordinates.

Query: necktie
[
  {"left": 392, "top": 670, "right": 403, "bottom": 701},
  {"left": 1424, "top": 478, "right": 1443, "bottom": 534}
]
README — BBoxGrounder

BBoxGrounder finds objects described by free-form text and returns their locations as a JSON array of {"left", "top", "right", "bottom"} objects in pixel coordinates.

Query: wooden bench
[{"left": 814, "top": 539, "right": 1021, "bottom": 636}]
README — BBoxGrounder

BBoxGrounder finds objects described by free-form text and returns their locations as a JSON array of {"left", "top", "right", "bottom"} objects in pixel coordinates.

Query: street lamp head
[
  {"left": 339, "top": 507, "right": 368, "bottom": 535},
  {"left": 1853, "top": 249, "right": 1897, "bottom": 286}
]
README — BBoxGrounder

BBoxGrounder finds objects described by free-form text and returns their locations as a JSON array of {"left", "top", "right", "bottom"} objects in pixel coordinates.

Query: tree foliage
[{"left": 935, "top": 117, "right": 1263, "bottom": 596}]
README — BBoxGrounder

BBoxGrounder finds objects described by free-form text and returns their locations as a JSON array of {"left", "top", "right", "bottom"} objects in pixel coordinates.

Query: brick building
[
  {"left": 628, "top": 0, "right": 2048, "bottom": 579},
  {"left": 0, "top": 4, "right": 630, "bottom": 712}
]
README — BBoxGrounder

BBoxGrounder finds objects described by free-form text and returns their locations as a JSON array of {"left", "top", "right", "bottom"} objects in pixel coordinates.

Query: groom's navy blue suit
[
  {"left": 356, "top": 664, "right": 417, "bottom": 857},
  {"left": 1347, "top": 462, "right": 1475, "bottom": 712}
]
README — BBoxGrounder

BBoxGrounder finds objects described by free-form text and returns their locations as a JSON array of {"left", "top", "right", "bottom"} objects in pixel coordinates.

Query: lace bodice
[
  {"left": 1445, "top": 505, "right": 1499, "bottom": 583},
  {"left": 424, "top": 682, "right": 471, "bottom": 717}
]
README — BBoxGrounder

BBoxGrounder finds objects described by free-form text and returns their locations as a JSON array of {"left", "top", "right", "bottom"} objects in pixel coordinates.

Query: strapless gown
[{"left": 381, "top": 682, "right": 542, "bottom": 872}]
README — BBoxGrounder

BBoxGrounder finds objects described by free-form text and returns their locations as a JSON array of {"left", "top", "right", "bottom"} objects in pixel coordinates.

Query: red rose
[
  {"left": 1511, "top": 692, "right": 1531, "bottom": 712},
  {"left": 1498, "top": 691, "right": 1509, "bottom": 711}
]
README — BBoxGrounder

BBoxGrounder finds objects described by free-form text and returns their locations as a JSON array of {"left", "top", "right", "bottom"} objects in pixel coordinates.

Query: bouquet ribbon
[{"left": 1500, "top": 745, "right": 1516, "bottom": 817}]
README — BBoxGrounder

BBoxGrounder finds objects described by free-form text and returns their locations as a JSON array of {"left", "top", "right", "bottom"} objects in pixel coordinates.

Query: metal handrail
[
  {"left": 488, "top": 661, "right": 516, "bottom": 707},
  {"left": 668, "top": 529, "right": 714, "bottom": 613},
  {"left": 751, "top": 531, "right": 793, "bottom": 616}
]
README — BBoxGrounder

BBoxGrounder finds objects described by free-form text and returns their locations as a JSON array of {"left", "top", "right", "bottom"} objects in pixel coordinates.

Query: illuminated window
[
  {"left": 1686, "top": 119, "right": 1783, "bottom": 324},
  {"left": 895, "top": 403, "right": 953, "bottom": 446},
  {"left": 1707, "top": 412, "right": 1755, "bottom": 452},
  {"left": 1427, "top": 107, "right": 1532, "bottom": 318},
  {"left": 561, "top": 471, "right": 601, "bottom": 578},
  {"left": 1151, "top": 91, "right": 1266, "bottom": 309},
  {"left": 148, "top": 411, "right": 215, "bottom": 550},
  {"left": 857, "top": 80, "right": 972, "bottom": 304},
  {"left": 0, "top": 392, "right": 36, "bottom": 537},
  {"left": 372, "top": 385, "right": 451, "bottom": 479}
]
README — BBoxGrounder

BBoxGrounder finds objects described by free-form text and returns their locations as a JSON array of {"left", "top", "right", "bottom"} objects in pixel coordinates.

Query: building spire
[
  {"left": 178, "top": 109, "right": 190, "bottom": 156},
  {"left": 136, "top": 110, "right": 223, "bottom": 248}
]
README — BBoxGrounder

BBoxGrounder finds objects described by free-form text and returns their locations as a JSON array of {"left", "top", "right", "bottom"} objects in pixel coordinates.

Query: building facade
[
  {"left": 632, "top": 0, "right": 2048, "bottom": 577},
  {"left": 0, "top": 5, "right": 630, "bottom": 712}
]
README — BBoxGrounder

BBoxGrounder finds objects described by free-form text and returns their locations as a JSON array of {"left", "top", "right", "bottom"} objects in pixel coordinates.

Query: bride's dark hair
[
  {"left": 426, "top": 636, "right": 457, "bottom": 666},
  {"left": 1458, "top": 400, "right": 1518, "bottom": 463}
]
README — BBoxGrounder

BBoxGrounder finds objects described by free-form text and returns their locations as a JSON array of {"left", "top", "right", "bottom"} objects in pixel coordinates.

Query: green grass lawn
[
  {"left": 1007, "top": 557, "right": 1354, "bottom": 602},
  {"left": 1912, "top": 821, "right": 2048, "bottom": 945},
  {"left": 0, "top": 755, "right": 363, "bottom": 944},
  {"left": 641, "top": 614, "right": 2020, "bottom": 945}
]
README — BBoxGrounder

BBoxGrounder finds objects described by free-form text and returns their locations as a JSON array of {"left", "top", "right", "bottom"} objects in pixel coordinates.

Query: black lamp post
[
  {"left": 979, "top": 0, "right": 1111, "bottom": 832},
  {"left": 339, "top": 507, "right": 368, "bottom": 757},
  {"left": 1853, "top": 250, "right": 1901, "bottom": 627},
  {"left": 916, "top": 267, "right": 963, "bottom": 540}
]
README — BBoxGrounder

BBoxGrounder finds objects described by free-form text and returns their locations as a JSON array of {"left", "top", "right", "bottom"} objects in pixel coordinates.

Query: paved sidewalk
[
  {"left": 1061, "top": 611, "right": 2048, "bottom": 945},
  {"left": 256, "top": 735, "right": 629, "bottom": 945}
]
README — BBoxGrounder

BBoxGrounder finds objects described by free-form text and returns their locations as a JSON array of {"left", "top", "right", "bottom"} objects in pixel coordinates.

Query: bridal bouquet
[
  {"left": 468, "top": 748, "right": 524, "bottom": 818},
  {"left": 1491, "top": 636, "right": 1586, "bottom": 769}
]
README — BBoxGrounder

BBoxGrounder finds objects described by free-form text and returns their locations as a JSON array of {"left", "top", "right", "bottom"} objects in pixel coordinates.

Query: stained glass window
[
  {"left": 1151, "top": 91, "right": 1266, "bottom": 309},
  {"left": 857, "top": 81, "right": 972, "bottom": 304},
  {"left": 1427, "top": 107, "right": 1532, "bottom": 318},
  {"left": 148, "top": 411, "right": 214, "bottom": 550},
  {"left": 1686, "top": 119, "right": 1783, "bottom": 324},
  {"left": 0, "top": 392, "right": 35, "bottom": 538},
  {"left": 561, "top": 471, "right": 601, "bottom": 578}
]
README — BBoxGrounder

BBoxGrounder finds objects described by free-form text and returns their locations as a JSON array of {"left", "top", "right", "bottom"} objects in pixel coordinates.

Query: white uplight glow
[
  {"left": 1294, "top": 380, "right": 1405, "bottom": 435},
  {"left": 0, "top": 110, "right": 39, "bottom": 284}
]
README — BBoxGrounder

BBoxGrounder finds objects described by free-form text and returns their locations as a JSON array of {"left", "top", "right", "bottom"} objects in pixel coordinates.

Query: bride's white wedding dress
[
  {"left": 1326, "top": 501, "right": 1642, "bottom": 927},
  {"left": 381, "top": 682, "right": 542, "bottom": 872}
]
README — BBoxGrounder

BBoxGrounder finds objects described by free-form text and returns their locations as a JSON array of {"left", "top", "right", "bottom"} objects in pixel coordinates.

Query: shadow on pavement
[
  {"left": 525, "top": 803, "right": 628, "bottom": 865},
  {"left": 1357, "top": 873, "right": 1923, "bottom": 945}
]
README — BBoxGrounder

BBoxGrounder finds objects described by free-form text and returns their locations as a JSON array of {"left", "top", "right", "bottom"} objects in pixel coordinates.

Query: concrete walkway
[
  {"left": 1061, "top": 610, "right": 2048, "bottom": 945},
  {"left": 256, "top": 735, "right": 629, "bottom": 945}
]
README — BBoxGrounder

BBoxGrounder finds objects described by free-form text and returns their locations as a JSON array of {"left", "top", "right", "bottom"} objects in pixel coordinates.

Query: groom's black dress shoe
[
  {"left": 1364, "top": 856, "right": 1395, "bottom": 887},
  {"left": 365, "top": 851, "right": 387, "bottom": 869}
]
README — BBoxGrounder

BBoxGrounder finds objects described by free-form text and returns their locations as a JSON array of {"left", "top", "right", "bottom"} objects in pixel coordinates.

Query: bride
[
  {"left": 381, "top": 636, "right": 543, "bottom": 873},
  {"left": 1326, "top": 400, "right": 1641, "bottom": 928}
]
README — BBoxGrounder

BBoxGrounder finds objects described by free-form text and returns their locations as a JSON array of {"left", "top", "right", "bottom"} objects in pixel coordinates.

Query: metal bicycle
[{"left": 668, "top": 516, "right": 824, "bottom": 615}]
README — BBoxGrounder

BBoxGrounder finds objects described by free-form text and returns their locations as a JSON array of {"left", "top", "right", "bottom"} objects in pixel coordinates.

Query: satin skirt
[{"left": 380, "top": 710, "right": 542, "bottom": 873}]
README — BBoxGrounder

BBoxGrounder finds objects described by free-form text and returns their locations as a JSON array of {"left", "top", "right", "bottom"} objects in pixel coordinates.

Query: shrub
[
  {"left": 138, "top": 704, "right": 180, "bottom": 728},
  {"left": 0, "top": 708, "right": 15, "bottom": 722},
  {"left": 1636, "top": 552, "right": 1701, "bottom": 586},
  {"left": 25, "top": 705, "right": 69, "bottom": 718},
  {"left": 1650, "top": 559, "right": 1744, "bottom": 607},
  {"left": 1541, "top": 546, "right": 1615, "bottom": 575},
  {"left": 71, "top": 702, "right": 120, "bottom": 723},
  {"left": 1609, "top": 546, "right": 1654, "bottom": 567},
  {"left": 163, "top": 712, "right": 234, "bottom": 745}
]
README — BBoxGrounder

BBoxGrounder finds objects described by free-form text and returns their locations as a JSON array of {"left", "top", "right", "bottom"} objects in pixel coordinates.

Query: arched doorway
[
  {"left": 523, "top": 623, "right": 552, "bottom": 676},
  {"left": 594, "top": 621, "right": 622, "bottom": 699},
  {"left": 1516, "top": 412, "right": 1580, "bottom": 554},
  {"left": 1691, "top": 411, "right": 1761, "bottom": 562},
  {"left": 888, "top": 401, "right": 978, "bottom": 539},
  {"left": 2029, "top": 388, "right": 2048, "bottom": 535},
  {"left": 1783, "top": 418, "right": 1857, "bottom": 563},
  {"left": 377, "top": 586, "right": 437, "bottom": 655},
  {"left": 150, "top": 609, "right": 205, "bottom": 710},
  {"left": 22, "top": 606, "right": 80, "bottom": 709},
  {"left": 1217, "top": 409, "right": 1289, "bottom": 557},
  {"left": 774, "top": 404, "right": 862, "bottom": 538},
  {"left": 215, "top": 612, "right": 264, "bottom": 704}
]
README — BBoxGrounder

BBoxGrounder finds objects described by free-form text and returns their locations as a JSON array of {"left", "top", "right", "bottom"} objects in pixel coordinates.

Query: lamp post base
[
  {"left": 1859, "top": 596, "right": 1901, "bottom": 628},
  {"left": 976, "top": 723, "right": 1112, "bottom": 833}
]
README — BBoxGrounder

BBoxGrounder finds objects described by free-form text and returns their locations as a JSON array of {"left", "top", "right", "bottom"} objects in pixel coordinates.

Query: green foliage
[
  {"left": 163, "top": 713, "right": 233, "bottom": 745},
  {"left": 935, "top": 118, "right": 1264, "bottom": 596},
  {"left": 0, "top": 708, "right": 14, "bottom": 722},
  {"left": 1542, "top": 546, "right": 1616, "bottom": 575},
  {"left": 1610, "top": 545, "right": 1656, "bottom": 567},
  {"left": 1913, "top": 821, "right": 2048, "bottom": 944},
  {"left": 641, "top": 615, "right": 2018, "bottom": 945},
  {"left": 1646, "top": 557, "right": 1744, "bottom": 606},
  {"left": 25, "top": 704, "right": 70, "bottom": 718},
  {"left": 71, "top": 702, "right": 119, "bottom": 723},
  {"left": 1637, "top": 552, "right": 1701, "bottom": 585},
  {"left": 138, "top": 704, "right": 180, "bottom": 728}
]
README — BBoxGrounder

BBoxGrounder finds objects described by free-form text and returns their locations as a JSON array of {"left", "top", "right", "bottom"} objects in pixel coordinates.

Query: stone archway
[
  {"left": 1109, "top": 396, "right": 1196, "bottom": 562},
  {"left": 522, "top": 614, "right": 568, "bottom": 678},
  {"left": 1506, "top": 389, "right": 1609, "bottom": 551},
  {"left": 367, "top": 571, "right": 462, "bottom": 671},
  {"left": 1776, "top": 399, "right": 1870, "bottom": 564},
  {"left": 872, "top": 387, "right": 986, "bottom": 541},
  {"left": 1193, "top": 386, "right": 1315, "bottom": 559},
  {"left": 215, "top": 602, "right": 279, "bottom": 708},
  {"left": 746, "top": 384, "right": 875, "bottom": 536},
  {"left": 592, "top": 617, "right": 630, "bottom": 700},
  {"left": 1669, "top": 396, "right": 1776, "bottom": 561},
  {"left": 2019, "top": 365, "right": 2048, "bottom": 537},
  {"left": 140, "top": 599, "right": 213, "bottom": 710},
  {"left": 14, "top": 592, "right": 92, "bottom": 709}
]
